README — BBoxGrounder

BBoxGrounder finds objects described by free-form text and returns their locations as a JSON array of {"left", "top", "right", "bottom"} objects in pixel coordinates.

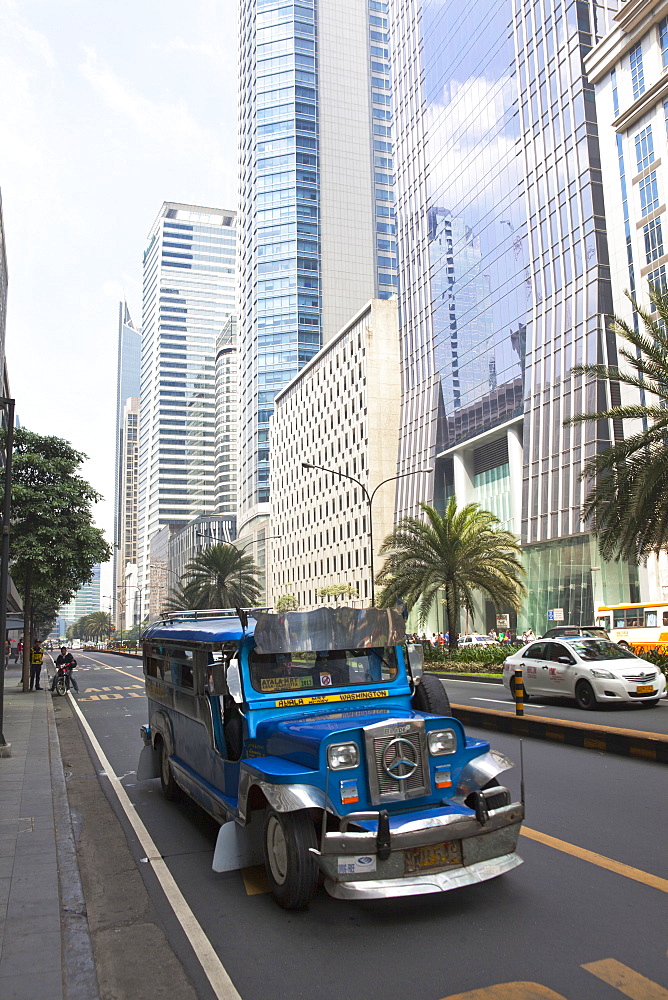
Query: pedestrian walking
[
  {"left": 5, "top": 638, "right": 10, "bottom": 661},
  {"left": 29, "top": 641, "right": 44, "bottom": 691},
  {"left": 13, "top": 639, "right": 22, "bottom": 663},
  {"left": 526, "top": 628, "right": 535, "bottom": 641}
]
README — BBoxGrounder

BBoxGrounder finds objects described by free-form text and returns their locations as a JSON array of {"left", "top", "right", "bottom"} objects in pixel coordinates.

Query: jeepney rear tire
[
  {"left": 263, "top": 808, "right": 319, "bottom": 910},
  {"left": 412, "top": 672, "right": 452, "bottom": 716},
  {"left": 158, "top": 737, "right": 179, "bottom": 800}
]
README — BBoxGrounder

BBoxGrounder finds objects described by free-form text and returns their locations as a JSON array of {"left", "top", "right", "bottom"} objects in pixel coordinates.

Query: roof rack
[{"left": 153, "top": 607, "right": 271, "bottom": 624}]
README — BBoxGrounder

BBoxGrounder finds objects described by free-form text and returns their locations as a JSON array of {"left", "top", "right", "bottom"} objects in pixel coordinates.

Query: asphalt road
[
  {"left": 438, "top": 674, "right": 668, "bottom": 734},
  {"left": 55, "top": 651, "right": 668, "bottom": 1000}
]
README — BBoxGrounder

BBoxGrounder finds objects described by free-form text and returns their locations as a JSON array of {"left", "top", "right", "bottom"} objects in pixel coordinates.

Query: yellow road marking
[
  {"left": 438, "top": 984, "right": 567, "bottom": 999},
  {"left": 521, "top": 827, "right": 668, "bottom": 893},
  {"left": 81, "top": 654, "right": 143, "bottom": 682},
  {"left": 583, "top": 959, "right": 668, "bottom": 999},
  {"left": 241, "top": 865, "right": 271, "bottom": 895}
]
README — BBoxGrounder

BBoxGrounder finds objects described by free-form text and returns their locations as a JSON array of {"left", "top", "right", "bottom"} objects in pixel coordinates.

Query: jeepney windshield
[{"left": 249, "top": 646, "right": 399, "bottom": 695}]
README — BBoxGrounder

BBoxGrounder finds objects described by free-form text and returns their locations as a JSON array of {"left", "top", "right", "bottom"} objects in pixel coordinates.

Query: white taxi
[{"left": 502, "top": 637, "right": 667, "bottom": 710}]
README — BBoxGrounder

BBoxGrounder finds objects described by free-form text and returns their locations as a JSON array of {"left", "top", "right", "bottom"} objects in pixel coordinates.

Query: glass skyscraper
[
  {"left": 113, "top": 301, "right": 140, "bottom": 627},
  {"left": 392, "top": 0, "right": 638, "bottom": 628},
  {"left": 237, "top": 0, "right": 398, "bottom": 567},
  {"left": 137, "top": 202, "right": 236, "bottom": 618}
]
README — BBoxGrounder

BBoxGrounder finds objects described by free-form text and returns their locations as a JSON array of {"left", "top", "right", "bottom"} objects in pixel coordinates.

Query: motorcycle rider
[{"left": 50, "top": 646, "right": 79, "bottom": 693}]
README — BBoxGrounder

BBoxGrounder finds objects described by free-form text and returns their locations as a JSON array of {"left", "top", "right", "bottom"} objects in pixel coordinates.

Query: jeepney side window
[
  {"left": 167, "top": 647, "right": 194, "bottom": 689},
  {"left": 145, "top": 644, "right": 165, "bottom": 679}
]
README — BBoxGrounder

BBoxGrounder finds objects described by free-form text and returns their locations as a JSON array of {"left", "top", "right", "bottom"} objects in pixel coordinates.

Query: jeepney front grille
[{"left": 365, "top": 722, "right": 430, "bottom": 805}]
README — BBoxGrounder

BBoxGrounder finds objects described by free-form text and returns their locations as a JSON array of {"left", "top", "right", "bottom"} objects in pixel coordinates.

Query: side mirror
[
  {"left": 556, "top": 656, "right": 573, "bottom": 665},
  {"left": 226, "top": 661, "right": 243, "bottom": 703},
  {"left": 406, "top": 644, "right": 424, "bottom": 684}
]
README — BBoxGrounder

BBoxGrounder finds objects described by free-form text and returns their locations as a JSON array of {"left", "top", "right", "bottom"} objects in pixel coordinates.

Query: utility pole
[{"left": 0, "top": 397, "right": 16, "bottom": 750}]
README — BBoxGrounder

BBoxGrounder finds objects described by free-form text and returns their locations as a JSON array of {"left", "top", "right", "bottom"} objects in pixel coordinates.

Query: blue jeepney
[{"left": 137, "top": 607, "right": 524, "bottom": 909}]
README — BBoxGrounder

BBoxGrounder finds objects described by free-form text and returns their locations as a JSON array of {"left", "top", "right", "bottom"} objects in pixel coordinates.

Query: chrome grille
[
  {"left": 622, "top": 671, "right": 656, "bottom": 682},
  {"left": 364, "top": 720, "right": 430, "bottom": 805}
]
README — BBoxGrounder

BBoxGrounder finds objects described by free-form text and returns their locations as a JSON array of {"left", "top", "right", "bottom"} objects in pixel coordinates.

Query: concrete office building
[
  {"left": 390, "top": 0, "right": 639, "bottom": 631},
  {"left": 237, "top": 0, "right": 398, "bottom": 578},
  {"left": 585, "top": 0, "right": 668, "bottom": 603},
  {"left": 113, "top": 302, "right": 140, "bottom": 628},
  {"left": 168, "top": 514, "right": 237, "bottom": 590},
  {"left": 137, "top": 202, "right": 236, "bottom": 618},
  {"left": 270, "top": 298, "right": 404, "bottom": 608},
  {"left": 215, "top": 316, "right": 238, "bottom": 515}
]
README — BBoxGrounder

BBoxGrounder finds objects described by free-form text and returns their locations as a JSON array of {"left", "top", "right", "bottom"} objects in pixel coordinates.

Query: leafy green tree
[
  {"left": 275, "top": 594, "right": 299, "bottom": 613},
  {"left": 316, "top": 583, "right": 359, "bottom": 603},
  {"left": 1, "top": 429, "right": 110, "bottom": 688},
  {"left": 566, "top": 285, "right": 668, "bottom": 560},
  {"left": 180, "top": 544, "right": 261, "bottom": 610},
  {"left": 376, "top": 498, "right": 526, "bottom": 652}
]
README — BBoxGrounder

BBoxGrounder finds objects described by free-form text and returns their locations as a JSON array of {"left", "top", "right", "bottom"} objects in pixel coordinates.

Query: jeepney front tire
[
  {"left": 412, "top": 672, "right": 452, "bottom": 716},
  {"left": 263, "top": 808, "right": 318, "bottom": 910},
  {"left": 158, "top": 737, "right": 179, "bottom": 800}
]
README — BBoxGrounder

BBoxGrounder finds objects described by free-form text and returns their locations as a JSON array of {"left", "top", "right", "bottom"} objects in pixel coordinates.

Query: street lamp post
[
  {"left": 300, "top": 463, "right": 431, "bottom": 607},
  {"left": 0, "top": 397, "right": 15, "bottom": 749}
]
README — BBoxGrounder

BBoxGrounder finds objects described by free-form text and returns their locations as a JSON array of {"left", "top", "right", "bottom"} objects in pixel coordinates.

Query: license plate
[
  {"left": 637, "top": 685, "right": 654, "bottom": 694},
  {"left": 404, "top": 840, "right": 462, "bottom": 875}
]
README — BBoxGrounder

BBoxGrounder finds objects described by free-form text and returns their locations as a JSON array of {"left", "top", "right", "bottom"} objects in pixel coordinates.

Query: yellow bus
[{"left": 595, "top": 602, "right": 668, "bottom": 652}]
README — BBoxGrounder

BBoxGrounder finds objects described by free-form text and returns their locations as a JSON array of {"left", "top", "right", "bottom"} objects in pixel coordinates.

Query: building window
[
  {"left": 639, "top": 171, "right": 659, "bottom": 216},
  {"left": 647, "top": 264, "right": 667, "bottom": 307},
  {"left": 635, "top": 126, "right": 654, "bottom": 173},
  {"left": 630, "top": 43, "right": 645, "bottom": 100},
  {"left": 643, "top": 217, "right": 664, "bottom": 263},
  {"left": 660, "top": 17, "right": 668, "bottom": 68}
]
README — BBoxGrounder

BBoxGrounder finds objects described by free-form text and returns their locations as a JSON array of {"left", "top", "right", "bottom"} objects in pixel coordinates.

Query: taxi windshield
[
  {"left": 249, "top": 646, "right": 399, "bottom": 694},
  {"left": 567, "top": 639, "right": 638, "bottom": 661}
]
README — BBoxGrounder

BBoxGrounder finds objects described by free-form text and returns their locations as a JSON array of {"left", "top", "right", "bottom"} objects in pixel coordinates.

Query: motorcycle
[{"left": 53, "top": 661, "right": 76, "bottom": 696}]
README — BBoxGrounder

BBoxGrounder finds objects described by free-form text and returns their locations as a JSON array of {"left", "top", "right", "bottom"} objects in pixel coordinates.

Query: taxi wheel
[
  {"left": 263, "top": 808, "right": 319, "bottom": 910},
  {"left": 158, "top": 738, "right": 179, "bottom": 800},
  {"left": 575, "top": 680, "right": 597, "bottom": 710}
]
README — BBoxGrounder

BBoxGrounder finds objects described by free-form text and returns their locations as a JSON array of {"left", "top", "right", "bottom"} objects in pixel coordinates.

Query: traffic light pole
[{"left": 0, "top": 397, "right": 15, "bottom": 751}]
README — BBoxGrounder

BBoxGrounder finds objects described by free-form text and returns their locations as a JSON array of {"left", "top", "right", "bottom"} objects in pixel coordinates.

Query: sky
[{"left": 0, "top": 0, "right": 238, "bottom": 602}]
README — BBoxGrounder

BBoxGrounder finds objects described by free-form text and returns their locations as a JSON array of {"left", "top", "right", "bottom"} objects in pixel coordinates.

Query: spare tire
[{"left": 412, "top": 672, "right": 452, "bottom": 716}]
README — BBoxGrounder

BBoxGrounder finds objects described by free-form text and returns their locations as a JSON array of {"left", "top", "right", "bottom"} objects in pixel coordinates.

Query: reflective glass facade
[
  {"left": 392, "top": 0, "right": 634, "bottom": 627},
  {"left": 137, "top": 203, "right": 236, "bottom": 617},
  {"left": 238, "top": 0, "right": 397, "bottom": 537},
  {"left": 113, "top": 302, "right": 140, "bottom": 627}
]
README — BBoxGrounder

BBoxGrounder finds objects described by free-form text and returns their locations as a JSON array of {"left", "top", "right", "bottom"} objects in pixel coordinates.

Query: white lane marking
[
  {"left": 471, "top": 697, "right": 517, "bottom": 705},
  {"left": 67, "top": 694, "right": 242, "bottom": 1000}
]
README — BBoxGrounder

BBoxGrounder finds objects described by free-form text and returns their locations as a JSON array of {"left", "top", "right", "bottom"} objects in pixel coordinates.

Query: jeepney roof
[{"left": 142, "top": 616, "right": 257, "bottom": 644}]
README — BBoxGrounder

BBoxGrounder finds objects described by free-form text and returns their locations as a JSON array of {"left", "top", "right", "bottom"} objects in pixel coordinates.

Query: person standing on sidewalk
[
  {"left": 29, "top": 641, "right": 44, "bottom": 691},
  {"left": 14, "top": 639, "right": 22, "bottom": 663}
]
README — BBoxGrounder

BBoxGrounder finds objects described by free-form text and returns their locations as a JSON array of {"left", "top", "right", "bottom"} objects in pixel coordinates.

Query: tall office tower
[
  {"left": 237, "top": 0, "right": 398, "bottom": 571},
  {"left": 117, "top": 397, "right": 139, "bottom": 630},
  {"left": 113, "top": 302, "right": 141, "bottom": 628},
  {"left": 0, "top": 191, "right": 7, "bottom": 380},
  {"left": 215, "top": 316, "right": 238, "bottom": 514},
  {"left": 585, "top": 0, "right": 668, "bottom": 603},
  {"left": 59, "top": 565, "right": 101, "bottom": 627},
  {"left": 137, "top": 203, "right": 236, "bottom": 618},
  {"left": 392, "top": 0, "right": 638, "bottom": 629}
]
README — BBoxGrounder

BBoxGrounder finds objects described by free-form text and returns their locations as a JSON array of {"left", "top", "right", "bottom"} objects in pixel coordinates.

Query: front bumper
[
  {"left": 324, "top": 851, "right": 523, "bottom": 899},
  {"left": 590, "top": 675, "right": 667, "bottom": 703},
  {"left": 311, "top": 798, "right": 524, "bottom": 897}
]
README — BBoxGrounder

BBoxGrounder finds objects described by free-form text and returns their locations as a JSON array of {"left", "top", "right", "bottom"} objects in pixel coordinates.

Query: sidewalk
[{"left": 0, "top": 663, "right": 98, "bottom": 1000}]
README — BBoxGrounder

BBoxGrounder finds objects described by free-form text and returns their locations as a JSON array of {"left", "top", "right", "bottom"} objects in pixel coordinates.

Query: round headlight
[
  {"left": 327, "top": 742, "right": 359, "bottom": 769},
  {"left": 428, "top": 729, "right": 457, "bottom": 755}
]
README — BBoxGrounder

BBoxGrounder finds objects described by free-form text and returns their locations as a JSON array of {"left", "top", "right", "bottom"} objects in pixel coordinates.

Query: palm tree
[
  {"left": 376, "top": 498, "right": 526, "bottom": 652},
  {"left": 566, "top": 284, "right": 668, "bottom": 561},
  {"left": 162, "top": 579, "right": 202, "bottom": 614},
  {"left": 83, "top": 611, "right": 113, "bottom": 642},
  {"left": 182, "top": 543, "right": 261, "bottom": 609}
]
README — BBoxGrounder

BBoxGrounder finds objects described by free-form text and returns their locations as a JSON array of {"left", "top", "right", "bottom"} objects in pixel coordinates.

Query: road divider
[{"left": 452, "top": 703, "right": 668, "bottom": 763}]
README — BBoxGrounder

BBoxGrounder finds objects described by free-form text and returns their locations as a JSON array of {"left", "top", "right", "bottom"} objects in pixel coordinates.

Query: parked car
[
  {"left": 541, "top": 625, "right": 610, "bottom": 641},
  {"left": 458, "top": 634, "right": 498, "bottom": 647},
  {"left": 502, "top": 636, "right": 667, "bottom": 709}
]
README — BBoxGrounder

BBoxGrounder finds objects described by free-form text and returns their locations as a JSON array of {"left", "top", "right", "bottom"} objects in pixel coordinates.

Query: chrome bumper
[
  {"left": 317, "top": 800, "right": 524, "bottom": 856},
  {"left": 324, "top": 851, "right": 523, "bottom": 900}
]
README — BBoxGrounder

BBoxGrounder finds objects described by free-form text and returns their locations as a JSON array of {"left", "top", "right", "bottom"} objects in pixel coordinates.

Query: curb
[
  {"left": 430, "top": 670, "right": 503, "bottom": 684},
  {"left": 46, "top": 693, "right": 101, "bottom": 1000},
  {"left": 451, "top": 703, "right": 668, "bottom": 764}
]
